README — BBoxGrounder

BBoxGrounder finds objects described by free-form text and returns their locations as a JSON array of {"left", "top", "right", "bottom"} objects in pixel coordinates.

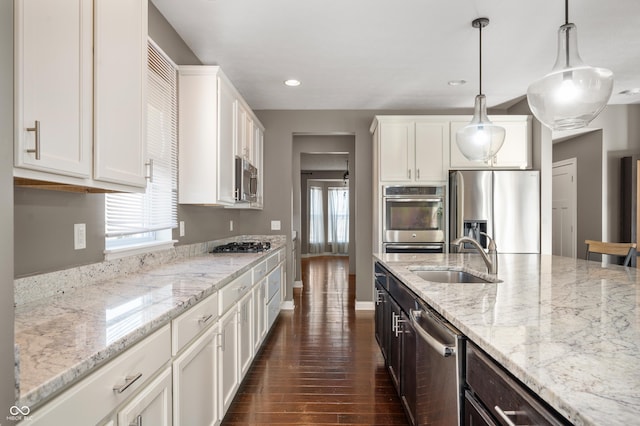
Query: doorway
[
  {"left": 292, "top": 134, "right": 355, "bottom": 290},
  {"left": 552, "top": 159, "right": 577, "bottom": 258}
]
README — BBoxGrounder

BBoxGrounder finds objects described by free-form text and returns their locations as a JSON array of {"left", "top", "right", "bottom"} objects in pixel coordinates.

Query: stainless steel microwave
[{"left": 235, "top": 157, "right": 258, "bottom": 202}]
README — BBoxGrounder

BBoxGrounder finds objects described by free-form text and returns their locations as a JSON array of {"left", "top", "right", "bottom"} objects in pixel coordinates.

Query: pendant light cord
[
  {"left": 478, "top": 21, "right": 483, "bottom": 95},
  {"left": 564, "top": 0, "right": 570, "bottom": 67}
]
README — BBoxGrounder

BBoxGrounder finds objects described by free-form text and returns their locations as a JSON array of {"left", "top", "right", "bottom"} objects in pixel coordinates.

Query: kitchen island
[{"left": 374, "top": 252, "right": 640, "bottom": 426}]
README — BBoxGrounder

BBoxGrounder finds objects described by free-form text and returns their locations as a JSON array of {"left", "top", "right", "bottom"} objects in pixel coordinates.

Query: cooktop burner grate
[{"left": 211, "top": 241, "right": 271, "bottom": 253}]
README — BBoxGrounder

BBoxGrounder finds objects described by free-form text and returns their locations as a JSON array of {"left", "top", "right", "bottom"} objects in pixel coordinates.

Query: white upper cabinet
[
  {"left": 376, "top": 118, "right": 449, "bottom": 183},
  {"left": 93, "top": 0, "right": 147, "bottom": 187},
  {"left": 14, "top": 0, "right": 93, "bottom": 178},
  {"left": 179, "top": 65, "right": 264, "bottom": 207},
  {"left": 14, "top": 0, "right": 148, "bottom": 192},
  {"left": 449, "top": 115, "right": 532, "bottom": 169},
  {"left": 178, "top": 66, "right": 236, "bottom": 205}
]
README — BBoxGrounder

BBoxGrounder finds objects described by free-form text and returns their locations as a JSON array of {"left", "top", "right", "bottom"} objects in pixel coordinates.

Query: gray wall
[
  {"left": 553, "top": 132, "right": 603, "bottom": 258},
  {"left": 2, "top": 0, "right": 16, "bottom": 419}
]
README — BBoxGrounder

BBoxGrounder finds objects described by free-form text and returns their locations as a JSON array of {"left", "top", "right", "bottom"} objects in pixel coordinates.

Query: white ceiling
[{"left": 151, "top": 0, "right": 640, "bottom": 111}]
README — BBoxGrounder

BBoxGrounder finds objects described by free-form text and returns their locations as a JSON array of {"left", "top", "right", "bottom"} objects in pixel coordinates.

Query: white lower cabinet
[
  {"left": 252, "top": 279, "right": 266, "bottom": 351},
  {"left": 22, "top": 252, "right": 286, "bottom": 426},
  {"left": 172, "top": 325, "right": 218, "bottom": 426},
  {"left": 238, "top": 292, "right": 254, "bottom": 378},
  {"left": 218, "top": 307, "right": 239, "bottom": 416},
  {"left": 117, "top": 367, "right": 172, "bottom": 426}
]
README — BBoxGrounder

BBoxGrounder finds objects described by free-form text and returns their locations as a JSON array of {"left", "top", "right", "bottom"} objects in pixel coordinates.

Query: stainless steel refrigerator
[{"left": 449, "top": 170, "right": 540, "bottom": 253}]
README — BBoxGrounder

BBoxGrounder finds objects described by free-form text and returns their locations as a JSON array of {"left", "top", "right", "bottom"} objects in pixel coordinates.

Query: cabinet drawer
[
  {"left": 267, "top": 266, "right": 281, "bottom": 302},
  {"left": 219, "top": 270, "right": 252, "bottom": 315},
  {"left": 253, "top": 260, "right": 267, "bottom": 282},
  {"left": 466, "top": 343, "right": 568, "bottom": 426},
  {"left": 27, "top": 325, "right": 171, "bottom": 426},
  {"left": 172, "top": 292, "right": 218, "bottom": 355},
  {"left": 266, "top": 250, "right": 281, "bottom": 271}
]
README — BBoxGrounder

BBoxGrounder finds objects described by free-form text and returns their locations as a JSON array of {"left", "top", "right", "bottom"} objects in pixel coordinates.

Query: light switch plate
[
  {"left": 271, "top": 220, "right": 281, "bottom": 231},
  {"left": 179, "top": 221, "right": 185, "bottom": 237},
  {"left": 229, "top": 220, "right": 234, "bottom": 231},
  {"left": 74, "top": 223, "right": 86, "bottom": 250}
]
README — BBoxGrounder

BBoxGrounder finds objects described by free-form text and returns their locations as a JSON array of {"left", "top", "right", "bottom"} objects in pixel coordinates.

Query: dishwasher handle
[{"left": 410, "top": 309, "right": 454, "bottom": 357}]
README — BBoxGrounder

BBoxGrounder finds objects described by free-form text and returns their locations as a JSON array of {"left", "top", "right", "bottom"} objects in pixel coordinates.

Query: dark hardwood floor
[{"left": 221, "top": 256, "right": 408, "bottom": 425}]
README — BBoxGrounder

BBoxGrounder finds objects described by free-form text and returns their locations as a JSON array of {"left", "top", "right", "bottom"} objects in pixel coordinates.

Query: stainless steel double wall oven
[{"left": 382, "top": 185, "right": 446, "bottom": 253}]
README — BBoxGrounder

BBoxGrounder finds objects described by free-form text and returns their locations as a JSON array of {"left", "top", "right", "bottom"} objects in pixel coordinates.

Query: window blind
[{"left": 105, "top": 40, "right": 178, "bottom": 240}]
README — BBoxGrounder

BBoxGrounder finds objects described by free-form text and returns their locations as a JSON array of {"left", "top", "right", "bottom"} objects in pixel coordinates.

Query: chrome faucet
[{"left": 452, "top": 232, "right": 498, "bottom": 275}]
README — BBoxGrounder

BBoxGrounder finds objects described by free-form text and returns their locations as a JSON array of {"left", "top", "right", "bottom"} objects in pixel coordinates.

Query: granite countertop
[
  {"left": 14, "top": 239, "right": 285, "bottom": 410},
  {"left": 374, "top": 252, "right": 640, "bottom": 426}
]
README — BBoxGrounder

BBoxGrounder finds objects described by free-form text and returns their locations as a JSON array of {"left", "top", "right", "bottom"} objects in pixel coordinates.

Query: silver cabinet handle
[
  {"left": 26, "top": 120, "right": 41, "bottom": 160},
  {"left": 199, "top": 314, "right": 213, "bottom": 324},
  {"left": 407, "top": 169, "right": 411, "bottom": 179},
  {"left": 129, "top": 414, "right": 142, "bottom": 426},
  {"left": 395, "top": 316, "right": 406, "bottom": 337},
  {"left": 391, "top": 312, "right": 399, "bottom": 335},
  {"left": 494, "top": 405, "right": 524, "bottom": 426},
  {"left": 374, "top": 289, "right": 382, "bottom": 305},
  {"left": 416, "top": 168, "right": 420, "bottom": 179},
  {"left": 145, "top": 159, "right": 154, "bottom": 182},
  {"left": 113, "top": 372, "right": 143, "bottom": 393}
]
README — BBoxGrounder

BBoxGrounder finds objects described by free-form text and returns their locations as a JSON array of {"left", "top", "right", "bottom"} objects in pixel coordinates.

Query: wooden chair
[{"left": 585, "top": 240, "right": 637, "bottom": 266}]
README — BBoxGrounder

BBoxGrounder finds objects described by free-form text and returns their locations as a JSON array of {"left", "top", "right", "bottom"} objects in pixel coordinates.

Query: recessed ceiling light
[
  {"left": 619, "top": 88, "right": 640, "bottom": 96},
  {"left": 284, "top": 79, "right": 301, "bottom": 87},
  {"left": 448, "top": 80, "right": 467, "bottom": 86}
]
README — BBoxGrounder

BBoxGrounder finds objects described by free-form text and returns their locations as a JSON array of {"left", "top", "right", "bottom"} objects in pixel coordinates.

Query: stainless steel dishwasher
[{"left": 405, "top": 298, "right": 465, "bottom": 425}]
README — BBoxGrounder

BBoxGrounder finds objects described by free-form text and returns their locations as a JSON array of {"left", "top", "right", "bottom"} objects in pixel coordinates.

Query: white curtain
[
  {"left": 328, "top": 187, "right": 349, "bottom": 254},
  {"left": 309, "top": 186, "right": 325, "bottom": 253}
]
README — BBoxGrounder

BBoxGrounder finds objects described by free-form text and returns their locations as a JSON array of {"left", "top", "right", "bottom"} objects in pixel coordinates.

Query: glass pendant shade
[
  {"left": 527, "top": 23, "right": 614, "bottom": 131},
  {"left": 456, "top": 94, "right": 506, "bottom": 162}
]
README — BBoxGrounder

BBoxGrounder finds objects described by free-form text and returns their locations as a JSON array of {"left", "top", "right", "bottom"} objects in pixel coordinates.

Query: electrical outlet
[
  {"left": 179, "top": 221, "right": 185, "bottom": 237},
  {"left": 229, "top": 220, "right": 234, "bottom": 231},
  {"left": 74, "top": 223, "right": 86, "bottom": 250},
  {"left": 271, "top": 220, "right": 281, "bottom": 231}
]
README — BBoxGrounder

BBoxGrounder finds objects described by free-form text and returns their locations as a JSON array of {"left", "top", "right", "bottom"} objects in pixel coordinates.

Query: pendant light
[
  {"left": 526, "top": 0, "right": 613, "bottom": 131},
  {"left": 456, "top": 18, "right": 505, "bottom": 163}
]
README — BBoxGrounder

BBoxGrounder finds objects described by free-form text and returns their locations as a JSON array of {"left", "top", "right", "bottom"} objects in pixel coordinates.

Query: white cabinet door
[
  {"left": 235, "top": 101, "right": 247, "bottom": 159},
  {"left": 218, "top": 75, "right": 237, "bottom": 204},
  {"left": 252, "top": 279, "right": 266, "bottom": 351},
  {"left": 491, "top": 118, "right": 532, "bottom": 169},
  {"left": 173, "top": 325, "right": 217, "bottom": 426},
  {"left": 117, "top": 367, "right": 172, "bottom": 426},
  {"left": 218, "top": 307, "right": 239, "bottom": 417},
  {"left": 379, "top": 121, "right": 412, "bottom": 182},
  {"left": 414, "top": 121, "right": 448, "bottom": 182},
  {"left": 14, "top": 0, "right": 93, "bottom": 177},
  {"left": 238, "top": 292, "right": 254, "bottom": 377},
  {"left": 93, "top": 0, "right": 147, "bottom": 188}
]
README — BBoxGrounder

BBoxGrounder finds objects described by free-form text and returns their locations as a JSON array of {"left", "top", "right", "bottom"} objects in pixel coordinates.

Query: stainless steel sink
[{"left": 409, "top": 269, "right": 491, "bottom": 283}]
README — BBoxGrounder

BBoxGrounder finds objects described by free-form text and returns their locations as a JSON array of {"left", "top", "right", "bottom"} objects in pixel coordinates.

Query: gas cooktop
[{"left": 210, "top": 241, "right": 271, "bottom": 253}]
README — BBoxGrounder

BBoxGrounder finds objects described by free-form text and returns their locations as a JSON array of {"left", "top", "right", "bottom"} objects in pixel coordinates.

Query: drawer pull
[
  {"left": 113, "top": 372, "right": 143, "bottom": 394},
  {"left": 199, "top": 314, "right": 213, "bottom": 324},
  {"left": 237, "top": 285, "right": 247, "bottom": 293},
  {"left": 129, "top": 414, "right": 142, "bottom": 426},
  {"left": 494, "top": 405, "right": 524, "bottom": 426}
]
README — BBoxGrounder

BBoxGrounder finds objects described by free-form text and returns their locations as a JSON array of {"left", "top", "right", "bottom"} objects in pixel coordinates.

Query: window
[
  {"left": 105, "top": 40, "right": 178, "bottom": 255},
  {"left": 327, "top": 187, "right": 349, "bottom": 247},
  {"left": 308, "top": 186, "right": 324, "bottom": 253}
]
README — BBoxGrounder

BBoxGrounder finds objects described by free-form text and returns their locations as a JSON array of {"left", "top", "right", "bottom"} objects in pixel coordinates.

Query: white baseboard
[
  {"left": 293, "top": 280, "right": 303, "bottom": 288},
  {"left": 280, "top": 300, "right": 295, "bottom": 310},
  {"left": 355, "top": 301, "right": 375, "bottom": 311}
]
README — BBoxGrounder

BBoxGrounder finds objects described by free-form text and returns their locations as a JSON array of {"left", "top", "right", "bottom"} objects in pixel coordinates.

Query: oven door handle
[
  {"left": 384, "top": 198, "right": 443, "bottom": 203},
  {"left": 385, "top": 245, "right": 443, "bottom": 250},
  {"left": 410, "top": 309, "right": 454, "bottom": 357}
]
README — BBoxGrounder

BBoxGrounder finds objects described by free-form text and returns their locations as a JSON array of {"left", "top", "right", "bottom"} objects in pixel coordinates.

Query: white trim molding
[
  {"left": 355, "top": 301, "right": 375, "bottom": 311},
  {"left": 280, "top": 300, "right": 295, "bottom": 310},
  {"left": 293, "top": 280, "right": 303, "bottom": 288}
]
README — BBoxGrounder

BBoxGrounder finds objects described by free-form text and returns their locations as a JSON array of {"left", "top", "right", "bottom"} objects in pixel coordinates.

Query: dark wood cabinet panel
[{"left": 466, "top": 342, "right": 570, "bottom": 426}]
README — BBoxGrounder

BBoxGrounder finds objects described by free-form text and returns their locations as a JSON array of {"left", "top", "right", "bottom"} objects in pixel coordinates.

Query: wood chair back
[{"left": 584, "top": 240, "right": 637, "bottom": 266}]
